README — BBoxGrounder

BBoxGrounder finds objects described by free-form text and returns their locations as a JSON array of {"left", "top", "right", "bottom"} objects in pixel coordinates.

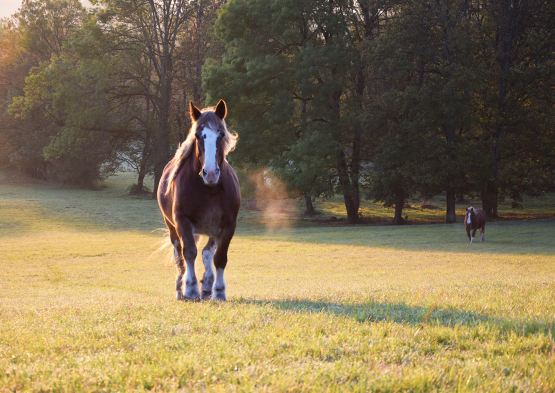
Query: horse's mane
[{"left": 165, "top": 108, "right": 237, "bottom": 192}]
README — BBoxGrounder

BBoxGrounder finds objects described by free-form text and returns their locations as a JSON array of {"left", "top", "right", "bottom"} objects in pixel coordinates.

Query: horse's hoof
[
  {"left": 184, "top": 288, "right": 200, "bottom": 300},
  {"left": 212, "top": 293, "right": 227, "bottom": 301},
  {"left": 200, "top": 290, "right": 212, "bottom": 300},
  {"left": 176, "top": 292, "right": 184, "bottom": 300},
  {"left": 183, "top": 295, "right": 200, "bottom": 302}
]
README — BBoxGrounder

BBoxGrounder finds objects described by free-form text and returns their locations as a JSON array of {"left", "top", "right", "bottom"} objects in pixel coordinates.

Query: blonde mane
[{"left": 165, "top": 108, "right": 237, "bottom": 191}]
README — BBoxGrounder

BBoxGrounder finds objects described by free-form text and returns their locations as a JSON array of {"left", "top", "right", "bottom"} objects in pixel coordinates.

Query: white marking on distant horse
[
  {"left": 467, "top": 213, "right": 471, "bottom": 225},
  {"left": 471, "top": 236, "right": 475, "bottom": 243}
]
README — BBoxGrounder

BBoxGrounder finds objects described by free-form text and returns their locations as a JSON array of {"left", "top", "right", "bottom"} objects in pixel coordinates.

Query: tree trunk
[
  {"left": 152, "top": 48, "right": 173, "bottom": 195},
  {"left": 153, "top": 134, "right": 170, "bottom": 195},
  {"left": 482, "top": 0, "right": 514, "bottom": 221},
  {"left": 332, "top": 85, "right": 359, "bottom": 224},
  {"left": 153, "top": 90, "right": 171, "bottom": 195},
  {"left": 445, "top": 187, "right": 457, "bottom": 223},
  {"left": 350, "top": 131, "right": 361, "bottom": 215},
  {"left": 137, "top": 169, "right": 145, "bottom": 190},
  {"left": 393, "top": 192, "right": 405, "bottom": 225},
  {"left": 145, "top": 0, "right": 184, "bottom": 196},
  {"left": 193, "top": 0, "right": 204, "bottom": 103},
  {"left": 137, "top": 147, "right": 149, "bottom": 191},
  {"left": 481, "top": 181, "right": 497, "bottom": 222},
  {"left": 337, "top": 149, "right": 359, "bottom": 224},
  {"left": 303, "top": 194, "right": 315, "bottom": 216}
]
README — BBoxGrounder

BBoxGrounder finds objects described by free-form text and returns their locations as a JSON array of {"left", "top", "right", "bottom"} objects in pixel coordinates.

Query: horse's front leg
[
  {"left": 470, "top": 228, "right": 477, "bottom": 243},
  {"left": 200, "top": 237, "right": 217, "bottom": 300},
  {"left": 176, "top": 216, "right": 200, "bottom": 301}
]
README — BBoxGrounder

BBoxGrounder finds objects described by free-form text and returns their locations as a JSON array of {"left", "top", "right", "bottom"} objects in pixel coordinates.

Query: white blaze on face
[
  {"left": 467, "top": 212, "right": 471, "bottom": 225},
  {"left": 201, "top": 125, "right": 219, "bottom": 177}
]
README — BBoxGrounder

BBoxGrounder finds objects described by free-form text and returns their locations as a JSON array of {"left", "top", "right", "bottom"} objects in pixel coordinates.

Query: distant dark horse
[
  {"left": 464, "top": 206, "right": 486, "bottom": 243},
  {"left": 157, "top": 100, "right": 240, "bottom": 301}
]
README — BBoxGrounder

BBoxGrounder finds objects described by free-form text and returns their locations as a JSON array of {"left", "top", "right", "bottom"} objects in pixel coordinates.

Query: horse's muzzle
[{"left": 202, "top": 167, "right": 220, "bottom": 185}]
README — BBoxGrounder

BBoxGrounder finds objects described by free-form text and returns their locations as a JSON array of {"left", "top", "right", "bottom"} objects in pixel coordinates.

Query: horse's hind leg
[
  {"left": 165, "top": 219, "right": 185, "bottom": 300},
  {"left": 480, "top": 226, "right": 485, "bottom": 242},
  {"left": 200, "top": 237, "right": 217, "bottom": 300}
]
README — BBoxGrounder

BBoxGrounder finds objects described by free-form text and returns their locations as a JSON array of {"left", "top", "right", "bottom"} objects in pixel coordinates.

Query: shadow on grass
[
  {"left": 237, "top": 298, "right": 555, "bottom": 338},
  {"left": 3, "top": 181, "right": 555, "bottom": 256},
  {"left": 236, "top": 219, "right": 555, "bottom": 256}
]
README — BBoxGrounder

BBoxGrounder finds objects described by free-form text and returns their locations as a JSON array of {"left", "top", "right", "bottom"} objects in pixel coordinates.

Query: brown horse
[
  {"left": 157, "top": 100, "right": 240, "bottom": 301},
  {"left": 464, "top": 206, "right": 486, "bottom": 243}
]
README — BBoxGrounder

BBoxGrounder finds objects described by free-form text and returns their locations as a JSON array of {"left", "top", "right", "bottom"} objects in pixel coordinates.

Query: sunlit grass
[{"left": 1, "top": 172, "right": 555, "bottom": 391}]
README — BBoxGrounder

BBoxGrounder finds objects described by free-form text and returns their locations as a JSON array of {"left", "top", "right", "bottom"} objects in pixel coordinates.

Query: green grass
[{"left": 1, "top": 171, "right": 555, "bottom": 392}]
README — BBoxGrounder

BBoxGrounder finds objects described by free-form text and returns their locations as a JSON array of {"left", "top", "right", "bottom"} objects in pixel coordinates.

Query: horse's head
[
  {"left": 466, "top": 207, "right": 475, "bottom": 225},
  {"left": 190, "top": 100, "right": 228, "bottom": 186}
]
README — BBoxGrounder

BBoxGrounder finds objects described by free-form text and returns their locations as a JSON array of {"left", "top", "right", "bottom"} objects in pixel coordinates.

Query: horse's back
[{"left": 475, "top": 209, "right": 486, "bottom": 227}]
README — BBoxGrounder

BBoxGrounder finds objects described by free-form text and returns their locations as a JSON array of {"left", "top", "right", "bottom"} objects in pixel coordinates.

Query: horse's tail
[
  {"left": 150, "top": 228, "right": 174, "bottom": 268},
  {"left": 150, "top": 229, "right": 203, "bottom": 268}
]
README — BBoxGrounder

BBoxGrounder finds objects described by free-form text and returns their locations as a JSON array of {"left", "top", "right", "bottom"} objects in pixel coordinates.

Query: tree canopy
[{"left": 0, "top": 0, "right": 553, "bottom": 222}]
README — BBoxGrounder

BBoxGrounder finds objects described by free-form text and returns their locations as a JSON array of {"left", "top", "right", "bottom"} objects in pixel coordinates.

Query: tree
[
  {"left": 365, "top": 0, "right": 484, "bottom": 224},
  {"left": 0, "top": 0, "right": 86, "bottom": 179},
  {"left": 88, "top": 0, "right": 191, "bottom": 192},
  {"left": 204, "top": 0, "right": 382, "bottom": 222},
  {"left": 172, "top": 0, "right": 226, "bottom": 146},
  {"left": 474, "top": 0, "right": 555, "bottom": 220},
  {"left": 5, "top": 0, "right": 200, "bottom": 189}
]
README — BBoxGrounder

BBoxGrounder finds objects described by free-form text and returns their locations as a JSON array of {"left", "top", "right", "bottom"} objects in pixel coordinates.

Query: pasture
[{"left": 1, "top": 172, "right": 555, "bottom": 392}]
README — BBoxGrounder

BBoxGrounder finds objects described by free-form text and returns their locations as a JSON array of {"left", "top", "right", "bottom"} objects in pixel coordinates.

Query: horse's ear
[
  {"left": 190, "top": 101, "right": 202, "bottom": 121},
  {"left": 215, "top": 99, "right": 227, "bottom": 120}
]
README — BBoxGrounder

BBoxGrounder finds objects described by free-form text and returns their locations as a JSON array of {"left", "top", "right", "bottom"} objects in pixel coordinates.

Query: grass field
[{"left": 1, "top": 171, "right": 555, "bottom": 392}]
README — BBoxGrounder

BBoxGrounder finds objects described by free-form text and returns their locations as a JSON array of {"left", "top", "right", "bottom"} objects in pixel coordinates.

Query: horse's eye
[
  {"left": 218, "top": 132, "right": 225, "bottom": 139},
  {"left": 195, "top": 132, "right": 201, "bottom": 139}
]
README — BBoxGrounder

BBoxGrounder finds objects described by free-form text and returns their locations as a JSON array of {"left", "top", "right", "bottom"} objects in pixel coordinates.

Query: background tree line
[{"left": 1, "top": 0, "right": 554, "bottom": 223}]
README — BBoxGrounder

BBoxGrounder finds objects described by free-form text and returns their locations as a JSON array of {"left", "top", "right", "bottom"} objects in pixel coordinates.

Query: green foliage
[
  {"left": 4, "top": 0, "right": 160, "bottom": 187},
  {"left": 473, "top": 0, "right": 555, "bottom": 205},
  {"left": 1, "top": 0, "right": 554, "bottom": 219},
  {"left": 204, "top": 0, "right": 367, "bottom": 212},
  {"left": 363, "top": 0, "right": 555, "bottom": 222},
  {"left": 0, "top": 0, "right": 85, "bottom": 176}
]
